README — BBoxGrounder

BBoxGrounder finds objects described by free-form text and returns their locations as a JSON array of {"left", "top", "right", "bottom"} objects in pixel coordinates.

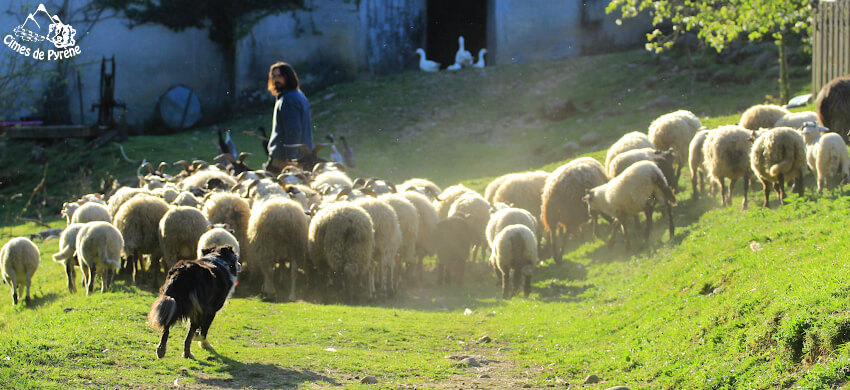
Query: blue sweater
[{"left": 268, "top": 89, "right": 313, "bottom": 161}]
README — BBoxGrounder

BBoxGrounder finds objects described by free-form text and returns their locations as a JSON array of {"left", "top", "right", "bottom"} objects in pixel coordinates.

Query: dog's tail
[{"left": 148, "top": 296, "right": 177, "bottom": 330}]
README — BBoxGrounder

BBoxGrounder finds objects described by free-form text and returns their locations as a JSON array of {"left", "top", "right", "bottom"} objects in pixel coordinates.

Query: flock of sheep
[{"left": 2, "top": 76, "right": 850, "bottom": 305}]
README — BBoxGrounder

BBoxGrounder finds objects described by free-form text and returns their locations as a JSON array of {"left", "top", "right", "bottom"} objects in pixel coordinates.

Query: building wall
[
  {"left": 235, "top": 0, "right": 363, "bottom": 97},
  {"left": 0, "top": 0, "right": 648, "bottom": 127},
  {"left": 488, "top": 0, "right": 648, "bottom": 64}
]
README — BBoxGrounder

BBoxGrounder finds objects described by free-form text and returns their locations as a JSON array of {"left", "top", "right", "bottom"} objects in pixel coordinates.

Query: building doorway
[{"left": 426, "top": 0, "right": 487, "bottom": 69}]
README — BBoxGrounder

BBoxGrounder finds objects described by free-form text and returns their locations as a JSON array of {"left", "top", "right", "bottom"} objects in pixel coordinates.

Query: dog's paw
[{"left": 156, "top": 346, "right": 166, "bottom": 359}]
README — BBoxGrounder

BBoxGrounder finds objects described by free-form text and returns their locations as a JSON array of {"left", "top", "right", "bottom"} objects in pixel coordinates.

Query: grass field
[{"left": 1, "top": 48, "right": 844, "bottom": 389}]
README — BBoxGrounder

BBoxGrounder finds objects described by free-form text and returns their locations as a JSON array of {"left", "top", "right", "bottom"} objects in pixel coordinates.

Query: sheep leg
[
  {"left": 549, "top": 229, "right": 561, "bottom": 264},
  {"left": 494, "top": 265, "right": 503, "bottom": 287},
  {"left": 719, "top": 178, "right": 728, "bottom": 206},
  {"left": 607, "top": 219, "right": 621, "bottom": 249},
  {"left": 728, "top": 179, "right": 737, "bottom": 207},
  {"left": 512, "top": 268, "right": 522, "bottom": 296},
  {"left": 691, "top": 174, "right": 699, "bottom": 200},
  {"left": 25, "top": 279, "right": 31, "bottom": 305},
  {"left": 664, "top": 201, "right": 675, "bottom": 240},
  {"left": 65, "top": 261, "right": 76, "bottom": 293},
  {"left": 674, "top": 164, "right": 683, "bottom": 192},
  {"left": 797, "top": 169, "right": 805, "bottom": 198},
  {"left": 643, "top": 204, "right": 653, "bottom": 244},
  {"left": 501, "top": 269, "right": 511, "bottom": 299},
  {"left": 289, "top": 259, "right": 297, "bottom": 302},
  {"left": 742, "top": 175, "right": 750, "bottom": 210},
  {"left": 761, "top": 179, "right": 771, "bottom": 208},
  {"left": 9, "top": 281, "right": 17, "bottom": 305},
  {"left": 182, "top": 322, "right": 198, "bottom": 359},
  {"left": 86, "top": 263, "right": 95, "bottom": 295},
  {"left": 156, "top": 326, "right": 170, "bottom": 359},
  {"left": 777, "top": 174, "right": 787, "bottom": 205},
  {"left": 621, "top": 217, "right": 631, "bottom": 252}
]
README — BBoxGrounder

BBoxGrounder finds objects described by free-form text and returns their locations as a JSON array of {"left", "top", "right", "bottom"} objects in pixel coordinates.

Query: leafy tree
[
  {"left": 607, "top": 0, "right": 811, "bottom": 103},
  {"left": 91, "top": 0, "right": 306, "bottom": 111}
]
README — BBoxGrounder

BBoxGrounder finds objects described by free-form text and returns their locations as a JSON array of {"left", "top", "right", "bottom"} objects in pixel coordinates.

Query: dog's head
[{"left": 202, "top": 245, "right": 241, "bottom": 276}]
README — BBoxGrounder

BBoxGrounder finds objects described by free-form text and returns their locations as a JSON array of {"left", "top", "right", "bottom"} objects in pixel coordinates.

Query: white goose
[
  {"left": 447, "top": 63, "right": 462, "bottom": 71},
  {"left": 455, "top": 36, "right": 474, "bottom": 67},
  {"left": 415, "top": 48, "right": 440, "bottom": 72},
  {"left": 473, "top": 48, "right": 487, "bottom": 68}
]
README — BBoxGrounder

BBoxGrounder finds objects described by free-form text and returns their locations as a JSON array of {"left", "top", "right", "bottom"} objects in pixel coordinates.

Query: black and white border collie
[{"left": 148, "top": 245, "right": 241, "bottom": 359}]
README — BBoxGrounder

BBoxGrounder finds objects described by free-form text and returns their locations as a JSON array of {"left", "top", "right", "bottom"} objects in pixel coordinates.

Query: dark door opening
[{"left": 426, "top": 0, "right": 487, "bottom": 69}]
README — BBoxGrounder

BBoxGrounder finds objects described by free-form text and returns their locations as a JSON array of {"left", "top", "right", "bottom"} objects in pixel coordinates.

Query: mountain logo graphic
[{"left": 13, "top": 3, "right": 76, "bottom": 49}]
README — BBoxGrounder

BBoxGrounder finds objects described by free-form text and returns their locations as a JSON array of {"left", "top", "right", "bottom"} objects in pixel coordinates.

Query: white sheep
[
  {"left": 490, "top": 224, "right": 537, "bottom": 299},
  {"left": 448, "top": 192, "right": 491, "bottom": 262},
  {"left": 492, "top": 171, "right": 549, "bottom": 223},
  {"left": 398, "top": 178, "right": 442, "bottom": 200},
  {"left": 113, "top": 195, "right": 170, "bottom": 281},
  {"left": 689, "top": 128, "right": 713, "bottom": 200},
  {"left": 244, "top": 198, "right": 309, "bottom": 301},
  {"left": 353, "top": 197, "right": 402, "bottom": 299},
  {"left": 378, "top": 193, "right": 419, "bottom": 294},
  {"left": 172, "top": 191, "right": 201, "bottom": 208},
  {"left": 202, "top": 193, "right": 250, "bottom": 251},
  {"left": 648, "top": 110, "right": 702, "bottom": 188},
  {"left": 740, "top": 104, "right": 791, "bottom": 130},
  {"left": 775, "top": 111, "right": 819, "bottom": 129},
  {"left": 800, "top": 122, "right": 850, "bottom": 194},
  {"left": 484, "top": 173, "right": 519, "bottom": 203},
  {"left": 159, "top": 206, "right": 210, "bottom": 270},
  {"left": 308, "top": 202, "right": 374, "bottom": 304},
  {"left": 70, "top": 202, "right": 112, "bottom": 224},
  {"left": 605, "top": 131, "right": 654, "bottom": 170},
  {"left": 541, "top": 157, "right": 608, "bottom": 262},
  {"left": 583, "top": 160, "right": 677, "bottom": 251},
  {"left": 702, "top": 125, "right": 754, "bottom": 209},
  {"left": 197, "top": 226, "right": 240, "bottom": 258},
  {"left": 607, "top": 148, "right": 676, "bottom": 184},
  {"left": 311, "top": 170, "right": 353, "bottom": 190},
  {"left": 435, "top": 184, "right": 474, "bottom": 219},
  {"left": 399, "top": 191, "right": 439, "bottom": 281},
  {"left": 107, "top": 187, "right": 153, "bottom": 217},
  {"left": 486, "top": 207, "right": 537, "bottom": 248},
  {"left": 52, "top": 223, "right": 85, "bottom": 293},
  {"left": 75, "top": 221, "right": 124, "bottom": 294},
  {"left": 750, "top": 126, "right": 807, "bottom": 207},
  {"left": 1, "top": 237, "right": 40, "bottom": 305},
  {"left": 179, "top": 170, "right": 237, "bottom": 191}
]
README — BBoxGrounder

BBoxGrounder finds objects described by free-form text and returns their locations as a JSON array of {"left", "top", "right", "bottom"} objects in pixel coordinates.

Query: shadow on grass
[
  {"left": 194, "top": 349, "right": 339, "bottom": 389},
  {"left": 26, "top": 292, "right": 59, "bottom": 308}
]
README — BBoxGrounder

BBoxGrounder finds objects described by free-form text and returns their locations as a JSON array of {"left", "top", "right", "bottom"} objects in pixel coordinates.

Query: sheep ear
[{"left": 201, "top": 246, "right": 216, "bottom": 256}]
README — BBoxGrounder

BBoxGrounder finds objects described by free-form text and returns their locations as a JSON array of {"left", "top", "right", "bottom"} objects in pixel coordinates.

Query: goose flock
[{"left": 416, "top": 35, "right": 487, "bottom": 72}]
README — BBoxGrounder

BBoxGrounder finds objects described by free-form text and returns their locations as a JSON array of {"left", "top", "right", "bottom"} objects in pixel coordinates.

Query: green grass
[{"left": 0, "top": 48, "right": 841, "bottom": 389}]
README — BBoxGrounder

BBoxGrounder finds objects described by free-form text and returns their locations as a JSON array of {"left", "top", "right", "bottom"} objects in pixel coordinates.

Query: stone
[
  {"left": 477, "top": 335, "right": 492, "bottom": 344},
  {"left": 605, "top": 387, "right": 630, "bottom": 390},
  {"left": 579, "top": 132, "right": 601, "bottom": 146},
  {"left": 640, "top": 94, "right": 678, "bottom": 110},
  {"left": 479, "top": 374, "right": 491, "bottom": 379},
  {"left": 540, "top": 98, "right": 578, "bottom": 121},
  {"left": 497, "top": 347, "right": 513, "bottom": 352},
  {"left": 584, "top": 374, "right": 600, "bottom": 384},
  {"left": 562, "top": 141, "right": 579, "bottom": 157},
  {"left": 457, "top": 357, "right": 481, "bottom": 367},
  {"left": 360, "top": 376, "right": 378, "bottom": 384}
]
